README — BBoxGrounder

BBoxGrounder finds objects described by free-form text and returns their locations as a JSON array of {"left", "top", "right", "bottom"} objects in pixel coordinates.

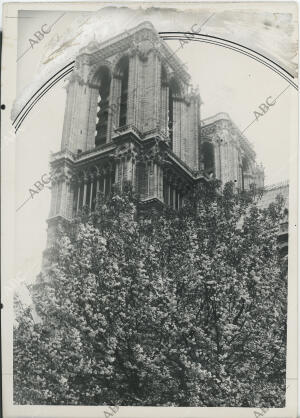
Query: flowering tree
[{"left": 14, "top": 182, "right": 287, "bottom": 407}]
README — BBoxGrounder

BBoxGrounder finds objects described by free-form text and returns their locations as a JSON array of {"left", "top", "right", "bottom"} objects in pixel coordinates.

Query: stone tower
[
  {"left": 200, "top": 113, "right": 264, "bottom": 190},
  {"left": 44, "top": 21, "right": 264, "bottom": 260}
]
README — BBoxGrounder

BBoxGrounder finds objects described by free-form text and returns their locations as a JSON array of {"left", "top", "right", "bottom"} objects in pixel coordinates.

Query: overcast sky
[{"left": 13, "top": 5, "right": 298, "bottom": 289}]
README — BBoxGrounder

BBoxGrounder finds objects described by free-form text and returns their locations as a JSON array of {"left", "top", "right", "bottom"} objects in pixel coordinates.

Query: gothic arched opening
[
  {"left": 241, "top": 157, "right": 251, "bottom": 191},
  {"left": 95, "top": 66, "right": 112, "bottom": 147},
  {"left": 161, "top": 65, "right": 168, "bottom": 85},
  {"left": 202, "top": 141, "right": 215, "bottom": 176},
  {"left": 116, "top": 56, "right": 129, "bottom": 127},
  {"left": 168, "top": 78, "right": 181, "bottom": 150}
]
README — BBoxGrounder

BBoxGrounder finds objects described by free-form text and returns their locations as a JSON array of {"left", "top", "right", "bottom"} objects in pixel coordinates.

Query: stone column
[
  {"left": 76, "top": 179, "right": 82, "bottom": 213},
  {"left": 67, "top": 180, "right": 73, "bottom": 218},
  {"left": 131, "top": 159, "right": 136, "bottom": 191},
  {"left": 148, "top": 160, "right": 155, "bottom": 198},
  {"left": 70, "top": 178, "right": 78, "bottom": 217},
  {"left": 157, "top": 164, "right": 164, "bottom": 201},
  {"left": 82, "top": 173, "right": 88, "bottom": 206},
  {"left": 103, "top": 173, "right": 107, "bottom": 196},
  {"left": 89, "top": 175, "right": 94, "bottom": 209}
]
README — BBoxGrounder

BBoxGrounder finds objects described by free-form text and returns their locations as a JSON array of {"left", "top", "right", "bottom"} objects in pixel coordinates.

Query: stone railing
[{"left": 201, "top": 112, "right": 231, "bottom": 126}]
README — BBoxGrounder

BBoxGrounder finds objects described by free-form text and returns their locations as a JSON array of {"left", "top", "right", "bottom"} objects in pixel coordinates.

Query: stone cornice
[
  {"left": 76, "top": 21, "right": 190, "bottom": 86},
  {"left": 51, "top": 135, "right": 208, "bottom": 185}
]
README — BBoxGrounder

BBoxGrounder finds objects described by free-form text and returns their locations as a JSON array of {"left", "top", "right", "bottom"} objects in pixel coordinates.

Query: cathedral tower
[
  {"left": 44, "top": 21, "right": 263, "bottom": 261},
  {"left": 45, "top": 22, "right": 202, "bottom": 254}
]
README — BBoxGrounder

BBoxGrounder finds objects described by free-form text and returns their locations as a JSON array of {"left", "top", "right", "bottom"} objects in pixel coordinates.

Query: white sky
[{"left": 13, "top": 6, "right": 298, "bottom": 287}]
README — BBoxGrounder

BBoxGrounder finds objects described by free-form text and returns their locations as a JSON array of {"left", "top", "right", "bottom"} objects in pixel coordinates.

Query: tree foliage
[{"left": 14, "top": 182, "right": 287, "bottom": 406}]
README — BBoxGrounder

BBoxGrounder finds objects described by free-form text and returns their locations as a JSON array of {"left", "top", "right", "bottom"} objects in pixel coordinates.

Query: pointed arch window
[
  {"left": 161, "top": 66, "right": 168, "bottom": 85},
  {"left": 202, "top": 141, "right": 215, "bottom": 176},
  {"left": 241, "top": 157, "right": 250, "bottom": 191},
  {"left": 116, "top": 56, "right": 129, "bottom": 127},
  {"left": 95, "top": 67, "right": 111, "bottom": 147},
  {"left": 160, "top": 65, "right": 168, "bottom": 135}
]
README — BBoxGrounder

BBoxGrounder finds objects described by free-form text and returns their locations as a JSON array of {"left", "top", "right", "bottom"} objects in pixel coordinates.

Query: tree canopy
[{"left": 14, "top": 181, "right": 287, "bottom": 407}]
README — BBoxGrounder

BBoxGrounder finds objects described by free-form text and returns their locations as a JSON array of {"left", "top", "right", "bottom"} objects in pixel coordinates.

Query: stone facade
[
  {"left": 44, "top": 21, "right": 264, "bottom": 260},
  {"left": 200, "top": 113, "right": 264, "bottom": 190}
]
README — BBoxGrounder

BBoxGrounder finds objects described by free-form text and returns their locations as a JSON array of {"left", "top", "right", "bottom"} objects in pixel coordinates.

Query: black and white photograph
[{"left": 1, "top": 2, "right": 298, "bottom": 417}]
